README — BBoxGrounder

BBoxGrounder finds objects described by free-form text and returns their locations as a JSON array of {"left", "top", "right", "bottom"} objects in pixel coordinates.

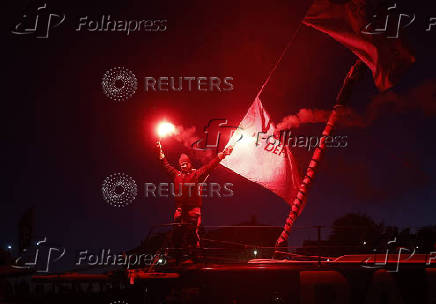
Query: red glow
[{"left": 157, "top": 121, "right": 175, "bottom": 138}]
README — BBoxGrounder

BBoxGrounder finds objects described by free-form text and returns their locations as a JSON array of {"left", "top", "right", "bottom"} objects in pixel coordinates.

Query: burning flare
[{"left": 157, "top": 121, "right": 175, "bottom": 138}]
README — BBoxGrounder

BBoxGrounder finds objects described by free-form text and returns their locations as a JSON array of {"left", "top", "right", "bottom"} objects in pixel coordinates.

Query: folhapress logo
[
  {"left": 76, "top": 16, "right": 167, "bottom": 35},
  {"left": 11, "top": 3, "right": 168, "bottom": 39},
  {"left": 11, "top": 3, "right": 65, "bottom": 39}
]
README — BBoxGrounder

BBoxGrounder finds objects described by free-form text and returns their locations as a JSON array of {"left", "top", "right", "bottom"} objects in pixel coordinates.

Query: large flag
[
  {"left": 221, "top": 97, "right": 302, "bottom": 212},
  {"left": 303, "top": 0, "right": 415, "bottom": 91}
]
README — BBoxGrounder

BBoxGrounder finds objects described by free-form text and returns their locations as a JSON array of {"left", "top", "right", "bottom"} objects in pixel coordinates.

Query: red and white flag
[
  {"left": 221, "top": 97, "right": 302, "bottom": 210},
  {"left": 303, "top": 0, "right": 415, "bottom": 91}
]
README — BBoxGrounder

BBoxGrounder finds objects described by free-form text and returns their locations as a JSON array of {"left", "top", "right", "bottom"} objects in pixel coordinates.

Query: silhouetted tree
[
  {"left": 328, "top": 213, "right": 385, "bottom": 254},
  {"left": 416, "top": 225, "right": 436, "bottom": 252}
]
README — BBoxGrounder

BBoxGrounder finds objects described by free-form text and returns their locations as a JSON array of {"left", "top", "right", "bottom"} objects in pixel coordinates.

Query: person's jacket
[{"left": 161, "top": 156, "right": 221, "bottom": 209}]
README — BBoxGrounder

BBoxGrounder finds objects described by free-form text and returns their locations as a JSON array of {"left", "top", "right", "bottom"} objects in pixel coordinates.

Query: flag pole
[{"left": 274, "top": 59, "right": 365, "bottom": 254}]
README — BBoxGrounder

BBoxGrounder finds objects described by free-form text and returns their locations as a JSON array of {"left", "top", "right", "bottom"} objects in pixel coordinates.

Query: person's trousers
[{"left": 173, "top": 207, "right": 201, "bottom": 251}]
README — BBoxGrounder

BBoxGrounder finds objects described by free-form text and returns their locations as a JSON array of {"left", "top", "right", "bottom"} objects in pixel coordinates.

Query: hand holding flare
[{"left": 156, "top": 141, "right": 165, "bottom": 160}]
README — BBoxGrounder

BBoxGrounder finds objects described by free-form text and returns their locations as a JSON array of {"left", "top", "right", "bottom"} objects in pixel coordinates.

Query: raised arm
[
  {"left": 196, "top": 146, "right": 233, "bottom": 179},
  {"left": 156, "top": 141, "right": 179, "bottom": 177}
]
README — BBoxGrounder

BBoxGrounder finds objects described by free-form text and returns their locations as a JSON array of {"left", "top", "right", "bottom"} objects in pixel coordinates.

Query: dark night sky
[{"left": 2, "top": 0, "right": 436, "bottom": 265}]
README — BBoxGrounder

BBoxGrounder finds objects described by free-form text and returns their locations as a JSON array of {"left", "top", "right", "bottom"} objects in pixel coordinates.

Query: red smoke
[
  {"left": 173, "top": 125, "right": 198, "bottom": 148},
  {"left": 276, "top": 79, "right": 436, "bottom": 131},
  {"left": 276, "top": 107, "right": 365, "bottom": 131},
  {"left": 366, "top": 79, "right": 436, "bottom": 123},
  {"left": 276, "top": 108, "right": 331, "bottom": 130},
  {"left": 167, "top": 80, "right": 435, "bottom": 162},
  {"left": 173, "top": 125, "right": 214, "bottom": 162}
]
